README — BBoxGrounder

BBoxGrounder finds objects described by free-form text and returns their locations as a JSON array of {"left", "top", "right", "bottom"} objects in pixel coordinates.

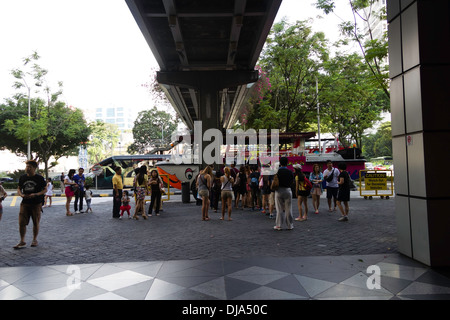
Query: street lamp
[{"left": 316, "top": 77, "right": 321, "bottom": 153}]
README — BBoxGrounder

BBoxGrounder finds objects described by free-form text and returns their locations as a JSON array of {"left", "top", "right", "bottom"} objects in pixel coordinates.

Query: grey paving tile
[
  {"left": 113, "top": 279, "right": 154, "bottom": 300},
  {"left": 315, "top": 283, "right": 393, "bottom": 300},
  {"left": 294, "top": 275, "right": 337, "bottom": 298},
  {"left": 265, "top": 274, "right": 310, "bottom": 297},
  {"left": 232, "top": 286, "right": 307, "bottom": 300}
]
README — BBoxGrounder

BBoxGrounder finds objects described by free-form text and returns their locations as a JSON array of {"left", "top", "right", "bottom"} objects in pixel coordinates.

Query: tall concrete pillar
[
  {"left": 388, "top": 0, "right": 450, "bottom": 266},
  {"left": 157, "top": 70, "right": 258, "bottom": 167}
]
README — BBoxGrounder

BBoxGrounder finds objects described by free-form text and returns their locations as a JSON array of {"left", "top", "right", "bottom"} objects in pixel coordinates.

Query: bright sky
[{"left": 0, "top": 0, "right": 353, "bottom": 115}]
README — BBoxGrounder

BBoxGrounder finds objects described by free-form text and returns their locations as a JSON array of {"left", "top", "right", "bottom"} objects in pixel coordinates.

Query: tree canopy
[
  {"left": 0, "top": 52, "right": 91, "bottom": 177},
  {"left": 127, "top": 107, "right": 179, "bottom": 154}
]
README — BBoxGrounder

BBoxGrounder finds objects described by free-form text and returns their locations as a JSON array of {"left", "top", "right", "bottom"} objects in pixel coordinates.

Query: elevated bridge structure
[{"left": 126, "top": 0, "right": 282, "bottom": 133}]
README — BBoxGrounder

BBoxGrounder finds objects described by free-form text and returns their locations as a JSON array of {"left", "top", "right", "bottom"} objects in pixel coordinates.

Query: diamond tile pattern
[{"left": 0, "top": 254, "right": 449, "bottom": 300}]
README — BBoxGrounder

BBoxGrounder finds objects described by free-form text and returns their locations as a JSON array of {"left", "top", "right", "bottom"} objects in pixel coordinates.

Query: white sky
[{"left": 0, "top": 0, "right": 353, "bottom": 115}]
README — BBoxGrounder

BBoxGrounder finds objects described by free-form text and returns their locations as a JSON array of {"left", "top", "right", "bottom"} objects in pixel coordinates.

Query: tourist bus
[{"left": 89, "top": 154, "right": 171, "bottom": 189}]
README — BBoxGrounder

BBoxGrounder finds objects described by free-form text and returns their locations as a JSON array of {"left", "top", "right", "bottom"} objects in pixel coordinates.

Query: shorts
[
  {"left": 298, "top": 190, "right": 310, "bottom": 198},
  {"left": 337, "top": 189, "right": 350, "bottom": 202},
  {"left": 311, "top": 187, "right": 322, "bottom": 196},
  {"left": 326, "top": 187, "right": 339, "bottom": 199},
  {"left": 221, "top": 190, "right": 233, "bottom": 200},
  {"left": 198, "top": 189, "right": 209, "bottom": 198},
  {"left": 65, "top": 186, "right": 75, "bottom": 197},
  {"left": 19, "top": 202, "right": 42, "bottom": 227}
]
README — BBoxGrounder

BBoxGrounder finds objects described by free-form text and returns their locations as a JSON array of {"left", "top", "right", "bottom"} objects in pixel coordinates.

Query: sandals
[{"left": 13, "top": 242, "right": 26, "bottom": 250}]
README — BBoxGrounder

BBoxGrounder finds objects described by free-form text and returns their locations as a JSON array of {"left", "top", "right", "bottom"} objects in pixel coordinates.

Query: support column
[
  {"left": 388, "top": 0, "right": 450, "bottom": 266},
  {"left": 157, "top": 70, "right": 258, "bottom": 167}
]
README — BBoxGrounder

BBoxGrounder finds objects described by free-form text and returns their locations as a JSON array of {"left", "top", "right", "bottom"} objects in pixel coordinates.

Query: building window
[{"left": 107, "top": 108, "right": 115, "bottom": 117}]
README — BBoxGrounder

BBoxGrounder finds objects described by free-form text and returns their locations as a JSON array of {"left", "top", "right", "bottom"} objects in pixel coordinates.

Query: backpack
[
  {"left": 304, "top": 178, "right": 312, "bottom": 191},
  {"left": 298, "top": 176, "right": 312, "bottom": 191}
]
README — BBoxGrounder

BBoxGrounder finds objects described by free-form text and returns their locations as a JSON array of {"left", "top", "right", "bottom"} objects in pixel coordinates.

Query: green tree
[
  {"left": 320, "top": 52, "right": 389, "bottom": 148},
  {"left": 246, "top": 19, "right": 329, "bottom": 132},
  {"left": 127, "top": 107, "right": 179, "bottom": 154},
  {"left": 1, "top": 97, "right": 91, "bottom": 178},
  {"left": 86, "top": 121, "right": 121, "bottom": 164},
  {"left": 1, "top": 52, "right": 91, "bottom": 178},
  {"left": 362, "top": 121, "right": 392, "bottom": 158},
  {"left": 315, "top": 0, "right": 389, "bottom": 98}
]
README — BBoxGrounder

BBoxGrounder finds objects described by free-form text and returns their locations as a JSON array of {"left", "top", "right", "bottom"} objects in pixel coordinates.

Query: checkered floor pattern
[{"left": 1, "top": 254, "right": 449, "bottom": 300}]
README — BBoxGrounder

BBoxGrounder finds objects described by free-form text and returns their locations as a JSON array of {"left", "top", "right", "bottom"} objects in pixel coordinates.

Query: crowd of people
[
  {"left": 195, "top": 157, "right": 352, "bottom": 229},
  {"left": 8, "top": 157, "right": 352, "bottom": 249}
]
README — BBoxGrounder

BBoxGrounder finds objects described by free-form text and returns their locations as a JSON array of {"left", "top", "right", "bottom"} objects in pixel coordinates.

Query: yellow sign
[{"left": 365, "top": 172, "right": 387, "bottom": 190}]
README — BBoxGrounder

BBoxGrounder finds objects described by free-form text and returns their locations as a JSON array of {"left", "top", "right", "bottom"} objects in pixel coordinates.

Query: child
[
  {"left": 84, "top": 185, "right": 93, "bottom": 213},
  {"left": 119, "top": 190, "right": 131, "bottom": 219},
  {"left": 0, "top": 181, "right": 7, "bottom": 222},
  {"left": 43, "top": 178, "right": 53, "bottom": 207}
]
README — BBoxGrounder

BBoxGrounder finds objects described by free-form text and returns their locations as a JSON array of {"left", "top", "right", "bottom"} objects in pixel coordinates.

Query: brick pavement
[{"left": 0, "top": 195, "right": 397, "bottom": 268}]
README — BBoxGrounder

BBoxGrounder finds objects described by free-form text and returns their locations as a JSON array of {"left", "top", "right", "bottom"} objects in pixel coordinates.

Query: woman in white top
[
  {"left": 220, "top": 167, "right": 234, "bottom": 221},
  {"left": 43, "top": 178, "right": 53, "bottom": 207},
  {"left": 64, "top": 169, "right": 77, "bottom": 216}
]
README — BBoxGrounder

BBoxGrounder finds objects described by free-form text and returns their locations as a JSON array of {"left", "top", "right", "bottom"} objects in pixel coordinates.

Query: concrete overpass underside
[{"left": 126, "top": 0, "right": 282, "bottom": 132}]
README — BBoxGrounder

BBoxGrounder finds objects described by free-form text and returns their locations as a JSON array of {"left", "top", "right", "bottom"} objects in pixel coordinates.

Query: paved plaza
[{"left": 0, "top": 191, "right": 449, "bottom": 300}]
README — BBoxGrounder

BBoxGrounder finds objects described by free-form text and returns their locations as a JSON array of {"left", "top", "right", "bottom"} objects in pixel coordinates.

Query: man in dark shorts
[
  {"left": 15, "top": 160, "right": 47, "bottom": 249},
  {"left": 323, "top": 160, "right": 339, "bottom": 212}
]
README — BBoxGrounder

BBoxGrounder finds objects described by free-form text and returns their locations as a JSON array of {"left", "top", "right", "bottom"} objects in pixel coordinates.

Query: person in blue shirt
[{"left": 73, "top": 167, "right": 86, "bottom": 214}]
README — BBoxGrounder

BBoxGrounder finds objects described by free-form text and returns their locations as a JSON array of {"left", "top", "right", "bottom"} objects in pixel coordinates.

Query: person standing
[
  {"left": 112, "top": 167, "right": 123, "bottom": 219},
  {"left": 60, "top": 172, "right": 65, "bottom": 194},
  {"left": 133, "top": 166, "right": 148, "bottom": 220},
  {"left": 294, "top": 165, "right": 311, "bottom": 221},
  {"left": 73, "top": 167, "right": 85, "bottom": 213},
  {"left": 210, "top": 171, "right": 221, "bottom": 213},
  {"left": 197, "top": 166, "right": 212, "bottom": 221},
  {"left": 43, "top": 178, "right": 53, "bottom": 207},
  {"left": 336, "top": 162, "right": 351, "bottom": 221},
  {"left": 220, "top": 167, "right": 234, "bottom": 221},
  {"left": 323, "top": 160, "right": 339, "bottom": 212},
  {"left": 119, "top": 190, "right": 132, "bottom": 219},
  {"left": 14, "top": 160, "right": 47, "bottom": 249},
  {"left": 249, "top": 166, "right": 261, "bottom": 211},
  {"left": 309, "top": 163, "right": 323, "bottom": 214},
  {"left": 64, "top": 169, "right": 77, "bottom": 216},
  {"left": 0, "top": 181, "right": 7, "bottom": 222},
  {"left": 273, "top": 157, "right": 294, "bottom": 231},
  {"left": 84, "top": 185, "right": 93, "bottom": 213},
  {"left": 148, "top": 170, "right": 163, "bottom": 217},
  {"left": 234, "top": 166, "right": 247, "bottom": 209}
]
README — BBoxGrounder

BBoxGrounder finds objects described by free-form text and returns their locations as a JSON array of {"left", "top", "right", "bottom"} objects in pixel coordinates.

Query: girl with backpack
[{"left": 294, "top": 164, "right": 312, "bottom": 221}]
